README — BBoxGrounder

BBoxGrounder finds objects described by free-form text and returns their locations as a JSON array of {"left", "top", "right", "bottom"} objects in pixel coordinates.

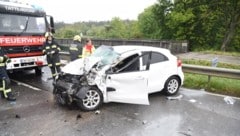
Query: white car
[{"left": 53, "top": 45, "right": 184, "bottom": 111}]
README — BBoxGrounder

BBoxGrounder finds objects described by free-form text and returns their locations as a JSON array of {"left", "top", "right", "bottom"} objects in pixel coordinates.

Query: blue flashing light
[{"left": 31, "top": 4, "right": 44, "bottom": 11}]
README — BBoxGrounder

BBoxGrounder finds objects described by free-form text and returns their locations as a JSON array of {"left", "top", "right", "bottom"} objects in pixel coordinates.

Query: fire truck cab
[{"left": 0, "top": 0, "right": 55, "bottom": 75}]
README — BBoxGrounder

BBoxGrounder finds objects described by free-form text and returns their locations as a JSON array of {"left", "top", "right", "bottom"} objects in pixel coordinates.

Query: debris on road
[
  {"left": 178, "top": 128, "right": 192, "bottom": 136},
  {"left": 142, "top": 120, "right": 148, "bottom": 125},
  {"left": 167, "top": 94, "right": 183, "bottom": 100},
  {"left": 15, "top": 114, "right": 21, "bottom": 119},
  {"left": 76, "top": 114, "right": 82, "bottom": 120},
  {"left": 224, "top": 96, "right": 236, "bottom": 105},
  {"left": 10, "top": 101, "right": 16, "bottom": 105},
  {"left": 134, "top": 113, "right": 140, "bottom": 116},
  {"left": 95, "top": 110, "right": 101, "bottom": 115},
  {"left": 189, "top": 99, "right": 197, "bottom": 103}
]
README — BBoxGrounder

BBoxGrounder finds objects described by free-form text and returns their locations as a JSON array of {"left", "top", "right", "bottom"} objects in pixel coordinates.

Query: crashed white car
[{"left": 53, "top": 45, "right": 184, "bottom": 111}]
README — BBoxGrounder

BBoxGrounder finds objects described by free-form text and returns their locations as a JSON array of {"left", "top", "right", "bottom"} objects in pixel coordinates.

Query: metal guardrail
[
  {"left": 59, "top": 52, "right": 240, "bottom": 80},
  {"left": 182, "top": 64, "right": 240, "bottom": 80},
  {"left": 56, "top": 38, "right": 189, "bottom": 54}
]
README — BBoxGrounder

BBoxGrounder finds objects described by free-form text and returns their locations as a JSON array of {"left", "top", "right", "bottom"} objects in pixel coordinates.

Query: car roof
[{"left": 112, "top": 45, "right": 171, "bottom": 55}]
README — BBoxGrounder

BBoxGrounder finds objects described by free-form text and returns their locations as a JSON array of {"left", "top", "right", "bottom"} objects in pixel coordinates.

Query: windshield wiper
[{"left": 18, "top": 17, "right": 29, "bottom": 36}]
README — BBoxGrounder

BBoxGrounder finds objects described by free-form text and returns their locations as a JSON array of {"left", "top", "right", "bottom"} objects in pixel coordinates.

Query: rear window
[{"left": 150, "top": 52, "right": 168, "bottom": 64}]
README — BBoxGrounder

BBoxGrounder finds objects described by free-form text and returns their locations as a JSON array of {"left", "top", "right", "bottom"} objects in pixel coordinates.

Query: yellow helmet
[
  {"left": 73, "top": 35, "right": 81, "bottom": 42},
  {"left": 45, "top": 32, "right": 53, "bottom": 38}
]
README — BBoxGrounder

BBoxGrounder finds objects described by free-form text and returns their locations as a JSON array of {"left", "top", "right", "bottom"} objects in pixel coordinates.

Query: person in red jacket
[{"left": 82, "top": 38, "right": 95, "bottom": 58}]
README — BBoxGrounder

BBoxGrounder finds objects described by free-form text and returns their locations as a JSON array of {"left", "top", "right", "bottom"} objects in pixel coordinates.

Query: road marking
[
  {"left": 182, "top": 87, "right": 240, "bottom": 100},
  {"left": 11, "top": 79, "right": 42, "bottom": 91},
  {"left": 205, "top": 91, "right": 240, "bottom": 100}
]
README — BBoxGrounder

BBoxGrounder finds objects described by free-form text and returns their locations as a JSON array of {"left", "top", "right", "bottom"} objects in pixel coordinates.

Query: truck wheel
[
  {"left": 35, "top": 67, "right": 42, "bottom": 76},
  {"left": 77, "top": 87, "right": 103, "bottom": 111}
]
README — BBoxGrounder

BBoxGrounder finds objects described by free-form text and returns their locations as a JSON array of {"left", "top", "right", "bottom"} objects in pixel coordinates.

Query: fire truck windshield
[{"left": 0, "top": 14, "right": 46, "bottom": 34}]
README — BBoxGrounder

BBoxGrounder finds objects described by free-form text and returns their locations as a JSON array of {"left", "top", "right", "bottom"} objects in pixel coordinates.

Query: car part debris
[
  {"left": 15, "top": 114, "right": 20, "bottom": 119},
  {"left": 95, "top": 110, "right": 101, "bottom": 114},
  {"left": 167, "top": 94, "right": 183, "bottom": 100},
  {"left": 189, "top": 99, "right": 197, "bottom": 103},
  {"left": 224, "top": 96, "right": 235, "bottom": 105},
  {"left": 76, "top": 114, "right": 82, "bottom": 120},
  {"left": 142, "top": 120, "right": 148, "bottom": 125}
]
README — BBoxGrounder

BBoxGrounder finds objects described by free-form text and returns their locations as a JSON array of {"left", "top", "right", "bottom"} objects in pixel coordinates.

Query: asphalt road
[{"left": 0, "top": 67, "right": 239, "bottom": 136}]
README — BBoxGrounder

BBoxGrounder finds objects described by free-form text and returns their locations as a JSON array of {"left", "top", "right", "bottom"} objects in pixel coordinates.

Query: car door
[
  {"left": 105, "top": 54, "right": 150, "bottom": 105},
  {"left": 147, "top": 51, "right": 170, "bottom": 93}
]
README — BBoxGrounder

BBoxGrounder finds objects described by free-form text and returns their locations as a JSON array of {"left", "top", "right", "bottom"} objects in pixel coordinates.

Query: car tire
[
  {"left": 164, "top": 76, "right": 180, "bottom": 96},
  {"left": 78, "top": 87, "right": 103, "bottom": 111}
]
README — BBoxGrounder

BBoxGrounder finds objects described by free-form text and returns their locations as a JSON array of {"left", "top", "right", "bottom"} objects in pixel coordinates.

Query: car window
[
  {"left": 142, "top": 52, "right": 151, "bottom": 66},
  {"left": 113, "top": 54, "right": 140, "bottom": 73},
  {"left": 150, "top": 52, "right": 168, "bottom": 64}
]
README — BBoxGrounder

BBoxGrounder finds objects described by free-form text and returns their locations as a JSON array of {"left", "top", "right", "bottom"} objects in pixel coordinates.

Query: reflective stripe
[
  {"left": 0, "top": 63, "right": 5, "bottom": 67},
  {"left": 57, "top": 47, "right": 61, "bottom": 51},
  {"left": 48, "top": 64, "right": 52, "bottom": 67},
  {"left": 46, "top": 46, "right": 50, "bottom": 49},
  {"left": 1, "top": 80, "right": 11, "bottom": 98},
  {"left": 69, "top": 47, "right": 78, "bottom": 51},
  {"left": 52, "top": 73, "right": 57, "bottom": 76},
  {"left": 0, "top": 80, "right": 3, "bottom": 91},
  {"left": 0, "top": 57, "right": 4, "bottom": 63},
  {"left": 55, "top": 63, "right": 61, "bottom": 66},
  {"left": 3, "top": 88, "right": 11, "bottom": 98},
  {"left": 52, "top": 45, "right": 57, "bottom": 48}
]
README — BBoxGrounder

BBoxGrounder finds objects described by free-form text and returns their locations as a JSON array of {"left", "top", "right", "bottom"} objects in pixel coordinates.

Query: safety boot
[{"left": 6, "top": 92, "right": 16, "bottom": 101}]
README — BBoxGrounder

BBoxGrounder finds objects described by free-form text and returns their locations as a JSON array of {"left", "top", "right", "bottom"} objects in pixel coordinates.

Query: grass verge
[{"left": 183, "top": 73, "right": 240, "bottom": 97}]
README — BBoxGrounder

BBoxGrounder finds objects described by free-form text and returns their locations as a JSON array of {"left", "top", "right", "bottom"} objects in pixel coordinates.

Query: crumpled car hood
[{"left": 61, "top": 57, "right": 101, "bottom": 75}]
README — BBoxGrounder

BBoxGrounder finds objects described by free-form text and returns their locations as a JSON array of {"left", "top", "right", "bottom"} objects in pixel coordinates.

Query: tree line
[{"left": 54, "top": 0, "right": 240, "bottom": 52}]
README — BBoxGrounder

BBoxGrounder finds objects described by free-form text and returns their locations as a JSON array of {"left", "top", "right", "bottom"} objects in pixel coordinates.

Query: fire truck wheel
[{"left": 35, "top": 68, "right": 42, "bottom": 76}]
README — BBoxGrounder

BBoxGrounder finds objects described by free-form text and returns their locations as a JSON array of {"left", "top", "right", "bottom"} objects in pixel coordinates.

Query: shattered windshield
[{"left": 90, "top": 45, "right": 120, "bottom": 66}]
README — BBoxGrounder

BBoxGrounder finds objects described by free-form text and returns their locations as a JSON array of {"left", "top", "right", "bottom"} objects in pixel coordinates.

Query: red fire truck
[{"left": 0, "top": 0, "right": 55, "bottom": 75}]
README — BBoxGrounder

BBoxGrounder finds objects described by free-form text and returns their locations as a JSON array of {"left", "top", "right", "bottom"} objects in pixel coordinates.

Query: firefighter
[
  {"left": 0, "top": 47, "right": 16, "bottom": 101},
  {"left": 82, "top": 38, "right": 95, "bottom": 58},
  {"left": 69, "top": 35, "right": 83, "bottom": 61},
  {"left": 43, "top": 32, "right": 61, "bottom": 80}
]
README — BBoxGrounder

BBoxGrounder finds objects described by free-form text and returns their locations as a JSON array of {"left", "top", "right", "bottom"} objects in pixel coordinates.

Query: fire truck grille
[{"left": 2, "top": 45, "right": 43, "bottom": 54}]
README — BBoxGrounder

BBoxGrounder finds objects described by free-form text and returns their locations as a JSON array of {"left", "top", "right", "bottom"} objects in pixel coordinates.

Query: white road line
[
  {"left": 182, "top": 87, "right": 240, "bottom": 100},
  {"left": 11, "top": 79, "right": 42, "bottom": 91},
  {"left": 205, "top": 91, "right": 240, "bottom": 100}
]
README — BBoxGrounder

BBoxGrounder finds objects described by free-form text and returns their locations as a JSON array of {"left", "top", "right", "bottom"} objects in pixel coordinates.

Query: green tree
[{"left": 105, "top": 17, "right": 127, "bottom": 39}]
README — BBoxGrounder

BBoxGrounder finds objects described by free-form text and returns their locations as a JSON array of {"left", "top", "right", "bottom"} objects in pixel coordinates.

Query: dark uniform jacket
[
  {"left": 42, "top": 40, "right": 61, "bottom": 67},
  {"left": 69, "top": 41, "right": 83, "bottom": 61}
]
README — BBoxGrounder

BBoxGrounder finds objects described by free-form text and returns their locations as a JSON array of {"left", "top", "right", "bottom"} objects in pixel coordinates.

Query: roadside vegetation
[
  {"left": 55, "top": 0, "right": 240, "bottom": 52},
  {"left": 182, "top": 58, "right": 240, "bottom": 97},
  {"left": 184, "top": 73, "right": 240, "bottom": 97}
]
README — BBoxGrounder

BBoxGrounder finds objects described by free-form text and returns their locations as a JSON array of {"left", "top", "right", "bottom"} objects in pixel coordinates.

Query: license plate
[{"left": 20, "top": 58, "right": 35, "bottom": 63}]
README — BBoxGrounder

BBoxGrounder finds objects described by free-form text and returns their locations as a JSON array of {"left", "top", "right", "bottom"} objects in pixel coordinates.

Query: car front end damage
[{"left": 53, "top": 46, "right": 119, "bottom": 111}]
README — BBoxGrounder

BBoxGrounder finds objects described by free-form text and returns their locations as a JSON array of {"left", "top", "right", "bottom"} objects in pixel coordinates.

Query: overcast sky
[{"left": 32, "top": 0, "right": 157, "bottom": 23}]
